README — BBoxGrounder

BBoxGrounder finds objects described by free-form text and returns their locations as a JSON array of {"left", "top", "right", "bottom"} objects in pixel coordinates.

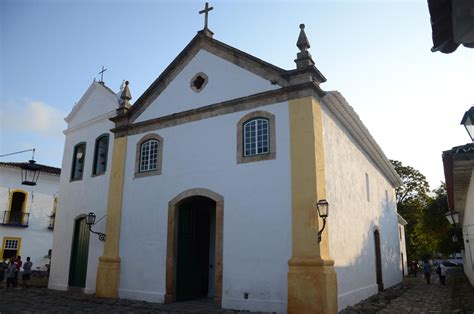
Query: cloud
[{"left": 0, "top": 100, "right": 66, "bottom": 138}]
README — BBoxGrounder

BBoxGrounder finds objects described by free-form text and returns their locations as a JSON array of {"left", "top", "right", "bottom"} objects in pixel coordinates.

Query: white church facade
[{"left": 49, "top": 22, "right": 403, "bottom": 313}]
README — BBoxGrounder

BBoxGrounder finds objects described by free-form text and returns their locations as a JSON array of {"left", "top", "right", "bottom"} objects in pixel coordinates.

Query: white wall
[
  {"left": 0, "top": 167, "right": 59, "bottom": 268},
  {"left": 462, "top": 169, "right": 474, "bottom": 286},
  {"left": 134, "top": 49, "right": 278, "bottom": 123},
  {"left": 49, "top": 85, "right": 117, "bottom": 293},
  {"left": 322, "top": 105, "right": 401, "bottom": 310},
  {"left": 119, "top": 102, "right": 291, "bottom": 313}
]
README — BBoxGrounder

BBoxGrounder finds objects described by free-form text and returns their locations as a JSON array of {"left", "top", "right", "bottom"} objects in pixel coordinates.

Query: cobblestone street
[
  {"left": 342, "top": 268, "right": 474, "bottom": 313},
  {"left": 0, "top": 268, "right": 473, "bottom": 313}
]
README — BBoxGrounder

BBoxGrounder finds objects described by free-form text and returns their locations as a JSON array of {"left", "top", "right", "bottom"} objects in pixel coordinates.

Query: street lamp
[
  {"left": 461, "top": 106, "right": 474, "bottom": 141},
  {"left": 445, "top": 210, "right": 459, "bottom": 225},
  {"left": 0, "top": 148, "right": 40, "bottom": 186},
  {"left": 85, "top": 212, "right": 106, "bottom": 241},
  {"left": 316, "top": 199, "right": 329, "bottom": 243}
]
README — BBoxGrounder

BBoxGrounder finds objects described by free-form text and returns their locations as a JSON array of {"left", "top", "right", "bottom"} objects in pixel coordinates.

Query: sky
[{"left": 1, "top": 0, "right": 473, "bottom": 190}]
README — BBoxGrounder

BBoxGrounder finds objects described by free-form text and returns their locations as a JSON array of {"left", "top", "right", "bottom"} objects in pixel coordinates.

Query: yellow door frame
[
  {"left": 0, "top": 237, "right": 22, "bottom": 260},
  {"left": 7, "top": 189, "right": 28, "bottom": 225}
]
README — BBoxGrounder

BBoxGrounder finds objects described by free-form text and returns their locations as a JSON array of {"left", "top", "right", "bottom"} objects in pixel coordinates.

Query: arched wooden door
[
  {"left": 374, "top": 229, "right": 384, "bottom": 291},
  {"left": 9, "top": 191, "right": 26, "bottom": 225},
  {"left": 68, "top": 216, "right": 90, "bottom": 288}
]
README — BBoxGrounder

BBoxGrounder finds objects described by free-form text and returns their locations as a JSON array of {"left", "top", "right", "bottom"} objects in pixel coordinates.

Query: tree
[
  {"left": 390, "top": 160, "right": 430, "bottom": 260},
  {"left": 391, "top": 160, "right": 461, "bottom": 260}
]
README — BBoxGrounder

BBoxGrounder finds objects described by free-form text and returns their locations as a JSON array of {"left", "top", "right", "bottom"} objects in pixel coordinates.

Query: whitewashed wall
[
  {"left": 462, "top": 170, "right": 474, "bottom": 286},
  {"left": 49, "top": 83, "right": 117, "bottom": 293},
  {"left": 134, "top": 49, "right": 279, "bottom": 123},
  {"left": 0, "top": 167, "right": 59, "bottom": 268},
  {"left": 119, "top": 102, "right": 291, "bottom": 313},
  {"left": 322, "top": 105, "right": 401, "bottom": 310}
]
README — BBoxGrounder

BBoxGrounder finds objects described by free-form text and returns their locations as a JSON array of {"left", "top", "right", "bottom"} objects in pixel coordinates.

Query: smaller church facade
[{"left": 49, "top": 22, "right": 403, "bottom": 313}]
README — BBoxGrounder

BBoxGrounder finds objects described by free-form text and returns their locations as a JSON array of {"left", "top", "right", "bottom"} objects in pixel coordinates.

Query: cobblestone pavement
[
  {"left": 1, "top": 268, "right": 473, "bottom": 313},
  {"left": 0, "top": 285, "right": 269, "bottom": 313},
  {"left": 341, "top": 267, "right": 474, "bottom": 313}
]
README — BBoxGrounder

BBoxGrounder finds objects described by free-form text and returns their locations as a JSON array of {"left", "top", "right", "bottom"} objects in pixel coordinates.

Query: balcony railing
[{"left": 1, "top": 211, "right": 29, "bottom": 227}]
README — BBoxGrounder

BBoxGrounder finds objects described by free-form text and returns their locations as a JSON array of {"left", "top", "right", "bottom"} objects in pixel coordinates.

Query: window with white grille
[
  {"left": 243, "top": 118, "right": 269, "bottom": 157},
  {"left": 140, "top": 139, "right": 159, "bottom": 172}
]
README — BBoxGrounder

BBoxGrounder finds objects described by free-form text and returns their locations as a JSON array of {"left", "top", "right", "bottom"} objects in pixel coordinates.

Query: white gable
[
  {"left": 134, "top": 49, "right": 279, "bottom": 123},
  {"left": 65, "top": 81, "right": 119, "bottom": 129}
]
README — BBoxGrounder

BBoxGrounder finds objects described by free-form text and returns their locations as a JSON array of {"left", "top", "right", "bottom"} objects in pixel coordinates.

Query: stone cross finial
[
  {"left": 98, "top": 66, "right": 107, "bottom": 83},
  {"left": 199, "top": 2, "right": 214, "bottom": 30},
  {"left": 296, "top": 24, "right": 311, "bottom": 52}
]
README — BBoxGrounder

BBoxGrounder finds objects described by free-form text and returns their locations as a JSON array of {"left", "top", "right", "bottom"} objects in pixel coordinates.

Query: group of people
[
  {"left": 423, "top": 260, "right": 448, "bottom": 285},
  {"left": 409, "top": 260, "right": 448, "bottom": 285},
  {"left": 4, "top": 256, "right": 33, "bottom": 289}
]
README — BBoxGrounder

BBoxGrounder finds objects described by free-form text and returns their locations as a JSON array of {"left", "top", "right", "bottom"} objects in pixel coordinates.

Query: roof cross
[
  {"left": 98, "top": 66, "right": 107, "bottom": 83},
  {"left": 199, "top": 2, "right": 213, "bottom": 30}
]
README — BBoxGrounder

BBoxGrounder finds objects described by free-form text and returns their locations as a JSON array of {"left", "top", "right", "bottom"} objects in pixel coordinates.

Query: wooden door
[
  {"left": 68, "top": 217, "right": 90, "bottom": 288},
  {"left": 9, "top": 192, "right": 26, "bottom": 224},
  {"left": 176, "top": 199, "right": 211, "bottom": 301},
  {"left": 374, "top": 230, "right": 384, "bottom": 291}
]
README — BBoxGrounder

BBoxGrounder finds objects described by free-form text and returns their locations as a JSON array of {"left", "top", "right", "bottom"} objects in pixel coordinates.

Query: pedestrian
[
  {"left": 22, "top": 257, "right": 33, "bottom": 289},
  {"left": 13, "top": 256, "right": 22, "bottom": 288},
  {"left": 423, "top": 260, "right": 431, "bottom": 284},
  {"left": 411, "top": 261, "right": 418, "bottom": 277},
  {"left": 6, "top": 260, "right": 16, "bottom": 289},
  {"left": 438, "top": 263, "right": 448, "bottom": 285}
]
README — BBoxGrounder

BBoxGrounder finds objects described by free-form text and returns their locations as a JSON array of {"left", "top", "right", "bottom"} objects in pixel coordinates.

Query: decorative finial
[
  {"left": 117, "top": 80, "right": 132, "bottom": 115},
  {"left": 198, "top": 2, "right": 214, "bottom": 38},
  {"left": 296, "top": 24, "right": 311, "bottom": 52}
]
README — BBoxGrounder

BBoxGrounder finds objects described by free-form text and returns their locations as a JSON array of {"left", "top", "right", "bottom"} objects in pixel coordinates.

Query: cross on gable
[
  {"left": 199, "top": 2, "right": 213, "bottom": 30},
  {"left": 98, "top": 66, "right": 107, "bottom": 83}
]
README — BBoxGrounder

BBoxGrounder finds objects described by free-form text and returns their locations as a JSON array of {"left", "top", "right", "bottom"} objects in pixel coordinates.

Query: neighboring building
[
  {"left": 443, "top": 143, "right": 474, "bottom": 286},
  {"left": 0, "top": 162, "right": 60, "bottom": 268},
  {"left": 49, "top": 22, "right": 403, "bottom": 313},
  {"left": 398, "top": 214, "right": 408, "bottom": 276}
]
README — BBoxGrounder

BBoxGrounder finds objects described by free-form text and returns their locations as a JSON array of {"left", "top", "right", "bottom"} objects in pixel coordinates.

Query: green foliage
[{"left": 390, "top": 160, "right": 459, "bottom": 261}]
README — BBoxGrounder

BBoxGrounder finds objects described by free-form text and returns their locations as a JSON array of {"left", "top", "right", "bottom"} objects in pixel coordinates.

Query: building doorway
[
  {"left": 166, "top": 188, "right": 223, "bottom": 306},
  {"left": 9, "top": 191, "right": 26, "bottom": 225},
  {"left": 68, "top": 216, "right": 90, "bottom": 288},
  {"left": 374, "top": 229, "right": 384, "bottom": 291},
  {"left": 176, "top": 196, "right": 215, "bottom": 301}
]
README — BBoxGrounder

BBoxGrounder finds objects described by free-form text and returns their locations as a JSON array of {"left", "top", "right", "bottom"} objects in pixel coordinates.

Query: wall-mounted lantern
[
  {"left": 0, "top": 148, "right": 40, "bottom": 186},
  {"left": 445, "top": 210, "right": 459, "bottom": 225},
  {"left": 461, "top": 106, "right": 474, "bottom": 141},
  {"left": 316, "top": 199, "right": 329, "bottom": 243},
  {"left": 85, "top": 212, "right": 106, "bottom": 241}
]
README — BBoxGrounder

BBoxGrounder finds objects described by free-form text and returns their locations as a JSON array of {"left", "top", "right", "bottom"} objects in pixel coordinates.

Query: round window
[{"left": 190, "top": 72, "right": 208, "bottom": 92}]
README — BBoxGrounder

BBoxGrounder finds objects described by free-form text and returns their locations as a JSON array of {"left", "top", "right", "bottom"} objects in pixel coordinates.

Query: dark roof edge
[{"left": 0, "top": 162, "right": 61, "bottom": 175}]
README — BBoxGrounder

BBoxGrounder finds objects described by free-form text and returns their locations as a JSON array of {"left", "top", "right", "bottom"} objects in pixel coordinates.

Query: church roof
[
  {"left": 0, "top": 161, "right": 61, "bottom": 175},
  {"left": 65, "top": 81, "right": 119, "bottom": 123},
  {"left": 123, "top": 31, "right": 327, "bottom": 123}
]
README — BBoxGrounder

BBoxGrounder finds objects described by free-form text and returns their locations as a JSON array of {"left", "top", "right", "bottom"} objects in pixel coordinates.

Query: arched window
[
  {"left": 135, "top": 133, "right": 164, "bottom": 178},
  {"left": 237, "top": 111, "right": 276, "bottom": 164},
  {"left": 71, "top": 142, "right": 86, "bottom": 181},
  {"left": 92, "top": 134, "right": 109, "bottom": 176},
  {"left": 243, "top": 118, "right": 269, "bottom": 156}
]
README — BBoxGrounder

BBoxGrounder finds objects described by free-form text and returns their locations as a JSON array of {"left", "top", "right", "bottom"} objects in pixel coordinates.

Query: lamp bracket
[{"left": 317, "top": 218, "right": 327, "bottom": 243}]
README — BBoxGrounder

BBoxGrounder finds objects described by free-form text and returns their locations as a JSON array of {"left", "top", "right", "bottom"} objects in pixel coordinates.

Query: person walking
[
  {"left": 5, "top": 260, "right": 16, "bottom": 289},
  {"left": 13, "top": 256, "right": 22, "bottom": 288},
  {"left": 423, "top": 260, "right": 431, "bottom": 284},
  {"left": 438, "top": 263, "right": 448, "bottom": 285},
  {"left": 22, "top": 257, "right": 33, "bottom": 289}
]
